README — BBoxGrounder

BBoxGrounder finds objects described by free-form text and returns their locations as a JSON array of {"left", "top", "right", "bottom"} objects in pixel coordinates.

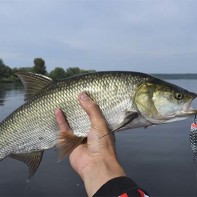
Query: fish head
[{"left": 134, "top": 78, "right": 197, "bottom": 124}]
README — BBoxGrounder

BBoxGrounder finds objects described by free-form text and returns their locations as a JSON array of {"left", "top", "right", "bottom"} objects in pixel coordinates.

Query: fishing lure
[{"left": 190, "top": 114, "right": 197, "bottom": 161}]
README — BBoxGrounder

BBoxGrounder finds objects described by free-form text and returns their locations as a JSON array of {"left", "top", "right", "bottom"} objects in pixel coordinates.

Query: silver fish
[{"left": 0, "top": 71, "right": 197, "bottom": 177}]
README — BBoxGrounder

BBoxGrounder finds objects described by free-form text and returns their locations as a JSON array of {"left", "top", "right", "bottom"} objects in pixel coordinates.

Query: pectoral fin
[
  {"left": 9, "top": 151, "right": 44, "bottom": 178},
  {"left": 113, "top": 112, "right": 139, "bottom": 132},
  {"left": 100, "top": 112, "right": 138, "bottom": 138}
]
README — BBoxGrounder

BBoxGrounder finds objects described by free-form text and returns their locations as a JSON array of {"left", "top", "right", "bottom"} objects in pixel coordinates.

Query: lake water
[{"left": 0, "top": 80, "right": 197, "bottom": 197}]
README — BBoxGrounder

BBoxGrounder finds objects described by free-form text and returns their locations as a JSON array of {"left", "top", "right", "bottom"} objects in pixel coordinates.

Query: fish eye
[{"left": 174, "top": 92, "right": 184, "bottom": 100}]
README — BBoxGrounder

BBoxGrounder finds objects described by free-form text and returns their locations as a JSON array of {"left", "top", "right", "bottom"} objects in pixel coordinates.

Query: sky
[{"left": 0, "top": 0, "right": 197, "bottom": 73}]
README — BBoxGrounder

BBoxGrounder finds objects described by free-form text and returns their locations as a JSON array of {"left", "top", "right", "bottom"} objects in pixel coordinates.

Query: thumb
[{"left": 78, "top": 92, "right": 109, "bottom": 135}]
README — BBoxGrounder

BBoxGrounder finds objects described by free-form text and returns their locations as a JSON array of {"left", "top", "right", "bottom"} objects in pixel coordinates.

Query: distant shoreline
[
  {"left": 0, "top": 73, "right": 197, "bottom": 83},
  {"left": 151, "top": 73, "right": 197, "bottom": 79}
]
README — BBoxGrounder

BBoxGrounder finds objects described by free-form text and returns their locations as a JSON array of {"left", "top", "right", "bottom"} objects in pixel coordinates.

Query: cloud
[{"left": 0, "top": 0, "right": 197, "bottom": 73}]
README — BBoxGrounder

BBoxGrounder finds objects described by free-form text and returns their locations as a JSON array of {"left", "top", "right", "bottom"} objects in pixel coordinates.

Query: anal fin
[{"left": 9, "top": 151, "right": 44, "bottom": 178}]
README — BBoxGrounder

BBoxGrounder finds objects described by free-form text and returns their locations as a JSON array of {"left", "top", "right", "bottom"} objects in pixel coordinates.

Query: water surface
[{"left": 0, "top": 80, "right": 197, "bottom": 197}]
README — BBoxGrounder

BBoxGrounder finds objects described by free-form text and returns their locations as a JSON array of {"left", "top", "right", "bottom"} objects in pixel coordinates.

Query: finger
[
  {"left": 55, "top": 108, "right": 71, "bottom": 132},
  {"left": 78, "top": 92, "right": 108, "bottom": 132}
]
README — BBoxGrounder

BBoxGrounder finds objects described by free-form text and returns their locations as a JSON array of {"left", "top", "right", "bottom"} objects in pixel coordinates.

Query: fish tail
[{"left": 56, "top": 131, "right": 85, "bottom": 161}]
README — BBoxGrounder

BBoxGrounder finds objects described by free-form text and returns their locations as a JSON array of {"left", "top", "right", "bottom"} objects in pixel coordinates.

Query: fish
[{"left": 0, "top": 71, "right": 197, "bottom": 177}]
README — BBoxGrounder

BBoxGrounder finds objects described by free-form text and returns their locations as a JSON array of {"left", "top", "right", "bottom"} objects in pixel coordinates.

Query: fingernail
[
  {"left": 80, "top": 92, "right": 89, "bottom": 101},
  {"left": 55, "top": 108, "right": 60, "bottom": 114}
]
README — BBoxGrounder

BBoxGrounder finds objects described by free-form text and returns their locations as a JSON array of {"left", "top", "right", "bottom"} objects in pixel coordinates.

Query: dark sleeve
[{"left": 93, "top": 176, "right": 149, "bottom": 197}]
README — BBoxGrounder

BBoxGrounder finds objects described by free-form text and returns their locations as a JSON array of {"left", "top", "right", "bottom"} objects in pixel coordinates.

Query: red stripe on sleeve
[
  {"left": 137, "top": 189, "right": 145, "bottom": 197},
  {"left": 119, "top": 193, "right": 129, "bottom": 197}
]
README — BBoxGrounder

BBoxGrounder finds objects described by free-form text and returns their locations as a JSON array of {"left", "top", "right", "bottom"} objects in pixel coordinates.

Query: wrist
[{"left": 81, "top": 157, "right": 126, "bottom": 196}]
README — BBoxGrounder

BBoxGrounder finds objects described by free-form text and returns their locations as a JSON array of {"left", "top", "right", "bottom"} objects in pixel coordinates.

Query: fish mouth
[
  {"left": 177, "top": 92, "right": 197, "bottom": 117},
  {"left": 175, "top": 100, "right": 197, "bottom": 118},
  {"left": 163, "top": 103, "right": 197, "bottom": 124},
  {"left": 165, "top": 98, "right": 197, "bottom": 121},
  {"left": 177, "top": 108, "right": 197, "bottom": 117}
]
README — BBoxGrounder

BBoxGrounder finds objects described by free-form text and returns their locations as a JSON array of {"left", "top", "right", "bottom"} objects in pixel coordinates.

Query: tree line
[{"left": 0, "top": 58, "right": 95, "bottom": 82}]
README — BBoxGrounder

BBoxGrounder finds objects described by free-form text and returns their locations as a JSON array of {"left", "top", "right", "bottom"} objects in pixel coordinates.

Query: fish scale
[{"left": 0, "top": 71, "right": 197, "bottom": 177}]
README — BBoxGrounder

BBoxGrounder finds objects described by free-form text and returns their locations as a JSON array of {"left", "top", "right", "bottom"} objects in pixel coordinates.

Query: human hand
[{"left": 55, "top": 92, "right": 126, "bottom": 196}]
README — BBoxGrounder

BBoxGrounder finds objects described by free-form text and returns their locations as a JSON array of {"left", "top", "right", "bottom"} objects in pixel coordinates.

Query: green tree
[
  {"left": 0, "top": 59, "right": 6, "bottom": 78},
  {"left": 66, "top": 67, "right": 81, "bottom": 77},
  {"left": 18, "top": 67, "right": 33, "bottom": 72},
  {"left": 65, "top": 67, "right": 95, "bottom": 77},
  {"left": 0, "top": 59, "right": 12, "bottom": 80},
  {"left": 49, "top": 67, "right": 66, "bottom": 80},
  {"left": 0, "top": 58, "right": 4, "bottom": 66},
  {"left": 32, "top": 58, "right": 47, "bottom": 75},
  {"left": 12, "top": 67, "right": 18, "bottom": 74}
]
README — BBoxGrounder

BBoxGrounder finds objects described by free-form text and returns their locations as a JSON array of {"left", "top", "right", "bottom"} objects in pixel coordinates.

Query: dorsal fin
[
  {"left": 9, "top": 151, "right": 44, "bottom": 178},
  {"left": 16, "top": 72, "right": 53, "bottom": 101}
]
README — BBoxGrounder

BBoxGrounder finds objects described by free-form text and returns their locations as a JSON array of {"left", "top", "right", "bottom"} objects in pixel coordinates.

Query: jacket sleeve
[{"left": 93, "top": 176, "right": 149, "bottom": 197}]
